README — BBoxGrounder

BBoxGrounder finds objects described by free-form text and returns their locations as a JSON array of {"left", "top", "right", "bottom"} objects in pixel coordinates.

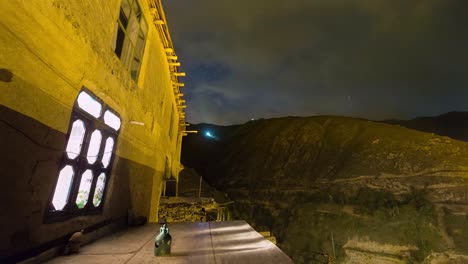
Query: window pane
[
  {"left": 120, "top": 37, "right": 134, "bottom": 68},
  {"left": 52, "top": 166, "right": 74, "bottom": 210},
  {"left": 102, "top": 137, "right": 115, "bottom": 168},
  {"left": 113, "top": 23, "right": 126, "bottom": 57},
  {"left": 132, "top": 0, "right": 141, "bottom": 21},
  {"left": 119, "top": 7, "right": 129, "bottom": 29},
  {"left": 87, "top": 130, "right": 102, "bottom": 164},
  {"left": 93, "top": 173, "right": 106, "bottom": 207},
  {"left": 135, "top": 30, "right": 145, "bottom": 59},
  {"left": 121, "top": 0, "right": 131, "bottom": 18},
  {"left": 130, "top": 58, "right": 141, "bottom": 80},
  {"left": 77, "top": 91, "right": 102, "bottom": 118},
  {"left": 127, "top": 15, "right": 139, "bottom": 45},
  {"left": 75, "top": 170, "right": 93, "bottom": 209},
  {"left": 104, "top": 110, "right": 121, "bottom": 131},
  {"left": 66, "top": 120, "right": 86, "bottom": 159}
]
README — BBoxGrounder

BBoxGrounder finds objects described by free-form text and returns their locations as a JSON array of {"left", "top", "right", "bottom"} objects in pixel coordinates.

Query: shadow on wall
[
  {"left": 113, "top": 154, "right": 155, "bottom": 220},
  {"left": 0, "top": 105, "right": 136, "bottom": 261}
]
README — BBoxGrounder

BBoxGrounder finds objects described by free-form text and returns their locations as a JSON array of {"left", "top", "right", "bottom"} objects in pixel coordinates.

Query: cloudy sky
[{"left": 163, "top": 0, "right": 468, "bottom": 125}]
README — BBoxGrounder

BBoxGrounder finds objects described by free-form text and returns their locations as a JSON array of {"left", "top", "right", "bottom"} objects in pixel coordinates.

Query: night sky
[{"left": 164, "top": 0, "right": 468, "bottom": 125}]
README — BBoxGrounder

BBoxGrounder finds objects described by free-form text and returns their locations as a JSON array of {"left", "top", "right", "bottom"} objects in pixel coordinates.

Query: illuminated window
[
  {"left": 104, "top": 110, "right": 121, "bottom": 131},
  {"left": 76, "top": 170, "right": 93, "bottom": 209},
  {"left": 93, "top": 173, "right": 107, "bottom": 206},
  {"left": 102, "top": 138, "right": 115, "bottom": 168},
  {"left": 86, "top": 130, "right": 102, "bottom": 164},
  {"left": 47, "top": 89, "right": 121, "bottom": 222},
  {"left": 113, "top": 0, "right": 148, "bottom": 81},
  {"left": 65, "top": 120, "right": 86, "bottom": 159},
  {"left": 52, "top": 166, "right": 75, "bottom": 211},
  {"left": 77, "top": 91, "right": 102, "bottom": 118}
]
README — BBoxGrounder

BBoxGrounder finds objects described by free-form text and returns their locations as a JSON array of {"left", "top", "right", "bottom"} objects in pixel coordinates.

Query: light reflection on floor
[{"left": 46, "top": 220, "right": 293, "bottom": 264}]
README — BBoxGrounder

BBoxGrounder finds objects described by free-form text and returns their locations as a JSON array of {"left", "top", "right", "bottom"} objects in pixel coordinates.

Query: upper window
[
  {"left": 46, "top": 89, "right": 121, "bottom": 222},
  {"left": 113, "top": 0, "right": 148, "bottom": 81}
]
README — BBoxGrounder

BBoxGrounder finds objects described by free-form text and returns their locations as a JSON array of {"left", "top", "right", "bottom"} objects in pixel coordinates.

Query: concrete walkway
[{"left": 46, "top": 220, "right": 293, "bottom": 264}]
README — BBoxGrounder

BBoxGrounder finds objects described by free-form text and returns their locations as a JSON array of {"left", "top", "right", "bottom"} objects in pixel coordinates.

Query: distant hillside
[
  {"left": 181, "top": 123, "right": 240, "bottom": 173},
  {"left": 383, "top": 112, "right": 468, "bottom": 142},
  {"left": 182, "top": 116, "right": 468, "bottom": 263}
]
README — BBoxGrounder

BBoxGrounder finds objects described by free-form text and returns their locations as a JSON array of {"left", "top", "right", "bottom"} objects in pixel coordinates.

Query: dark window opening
[
  {"left": 113, "top": 0, "right": 148, "bottom": 81},
  {"left": 115, "top": 25, "right": 126, "bottom": 58},
  {"left": 119, "top": 8, "right": 129, "bottom": 28}
]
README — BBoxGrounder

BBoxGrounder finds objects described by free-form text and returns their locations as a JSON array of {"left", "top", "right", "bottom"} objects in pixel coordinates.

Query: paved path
[{"left": 47, "top": 220, "right": 293, "bottom": 264}]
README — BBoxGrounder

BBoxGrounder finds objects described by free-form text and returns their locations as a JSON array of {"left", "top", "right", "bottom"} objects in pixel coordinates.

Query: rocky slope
[{"left": 182, "top": 116, "right": 468, "bottom": 263}]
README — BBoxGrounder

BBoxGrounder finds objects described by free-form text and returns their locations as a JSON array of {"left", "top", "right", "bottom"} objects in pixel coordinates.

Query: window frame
[
  {"left": 44, "top": 88, "right": 121, "bottom": 223},
  {"left": 113, "top": 0, "right": 148, "bottom": 82}
]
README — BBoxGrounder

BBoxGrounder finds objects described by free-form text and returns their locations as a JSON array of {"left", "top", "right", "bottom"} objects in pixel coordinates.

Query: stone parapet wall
[{"left": 158, "top": 197, "right": 216, "bottom": 222}]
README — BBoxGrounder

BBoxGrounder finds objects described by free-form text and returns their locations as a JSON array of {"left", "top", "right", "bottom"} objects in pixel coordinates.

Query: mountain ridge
[{"left": 182, "top": 115, "right": 468, "bottom": 263}]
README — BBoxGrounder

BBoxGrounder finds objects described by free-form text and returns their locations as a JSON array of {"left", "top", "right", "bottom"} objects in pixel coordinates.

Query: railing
[{"left": 204, "top": 201, "right": 234, "bottom": 222}]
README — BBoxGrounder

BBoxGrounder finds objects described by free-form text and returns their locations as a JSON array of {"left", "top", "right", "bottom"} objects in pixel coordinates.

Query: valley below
[{"left": 181, "top": 116, "right": 468, "bottom": 263}]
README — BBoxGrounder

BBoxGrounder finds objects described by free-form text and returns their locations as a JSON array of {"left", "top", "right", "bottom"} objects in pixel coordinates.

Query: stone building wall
[{"left": 0, "top": 0, "right": 182, "bottom": 259}]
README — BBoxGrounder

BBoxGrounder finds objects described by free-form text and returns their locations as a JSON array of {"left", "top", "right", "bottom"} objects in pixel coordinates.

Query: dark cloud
[{"left": 164, "top": 0, "right": 468, "bottom": 125}]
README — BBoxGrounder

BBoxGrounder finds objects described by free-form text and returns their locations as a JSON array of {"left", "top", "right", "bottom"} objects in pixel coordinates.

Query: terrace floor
[{"left": 46, "top": 220, "right": 292, "bottom": 264}]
